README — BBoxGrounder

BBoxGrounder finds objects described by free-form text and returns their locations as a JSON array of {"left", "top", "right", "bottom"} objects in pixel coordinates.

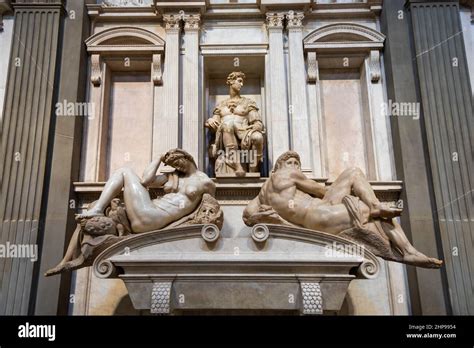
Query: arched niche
[
  {"left": 82, "top": 27, "right": 166, "bottom": 182},
  {"left": 303, "top": 23, "right": 388, "bottom": 182},
  {"left": 85, "top": 26, "right": 165, "bottom": 86}
]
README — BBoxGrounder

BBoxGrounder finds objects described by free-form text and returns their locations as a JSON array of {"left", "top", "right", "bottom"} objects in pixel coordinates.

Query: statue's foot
[
  {"left": 403, "top": 251, "right": 443, "bottom": 268},
  {"left": 45, "top": 263, "right": 66, "bottom": 277},
  {"left": 63, "top": 255, "right": 85, "bottom": 270},
  {"left": 76, "top": 208, "right": 104, "bottom": 219},
  {"left": 371, "top": 203, "right": 402, "bottom": 219},
  {"left": 235, "top": 169, "right": 246, "bottom": 177}
]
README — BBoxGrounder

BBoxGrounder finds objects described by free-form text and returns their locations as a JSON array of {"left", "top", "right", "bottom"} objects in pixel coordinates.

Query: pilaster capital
[
  {"left": 286, "top": 10, "right": 304, "bottom": 30},
  {"left": 163, "top": 12, "right": 182, "bottom": 31},
  {"left": 266, "top": 12, "right": 285, "bottom": 29},
  {"left": 183, "top": 13, "right": 200, "bottom": 31}
]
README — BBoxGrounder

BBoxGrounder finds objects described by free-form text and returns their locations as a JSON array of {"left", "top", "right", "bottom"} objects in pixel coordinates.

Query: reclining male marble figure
[
  {"left": 243, "top": 151, "right": 443, "bottom": 269},
  {"left": 45, "top": 148, "right": 222, "bottom": 276}
]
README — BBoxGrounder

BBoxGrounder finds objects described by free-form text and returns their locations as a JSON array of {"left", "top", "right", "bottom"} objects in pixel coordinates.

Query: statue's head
[
  {"left": 226, "top": 71, "right": 245, "bottom": 93},
  {"left": 274, "top": 151, "right": 301, "bottom": 171},
  {"left": 163, "top": 148, "right": 197, "bottom": 173},
  {"left": 110, "top": 198, "right": 121, "bottom": 209}
]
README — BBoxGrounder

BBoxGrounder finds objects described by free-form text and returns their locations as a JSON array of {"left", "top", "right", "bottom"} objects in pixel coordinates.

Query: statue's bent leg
[
  {"left": 249, "top": 132, "right": 264, "bottom": 172},
  {"left": 120, "top": 168, "right": 167, "bottom": 232},
  {"left": 222, "top": 125, "right": 245, "bottom": 174},
  {"left": 377, "top": 219, "right": 442, "bottom": 268},
  {"left": 81, "top": 167, "right": 161, "bottom": 232},
  {"left": 324, "top": 167, "right": 401, "bottom": 219}
]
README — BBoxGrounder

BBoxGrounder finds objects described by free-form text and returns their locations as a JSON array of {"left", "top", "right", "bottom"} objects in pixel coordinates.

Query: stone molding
[
  {"left": 73, "top": 180, "right": 403, "bottom": 209},
  {"left": 304, "top": 22, "right": 385, "bottom": 52},
  {"left": 102, "top": 0, "right": 153, "bottom": 6},
  {"left": 86, "top": 26, "right": 165, "bottom": 50}
]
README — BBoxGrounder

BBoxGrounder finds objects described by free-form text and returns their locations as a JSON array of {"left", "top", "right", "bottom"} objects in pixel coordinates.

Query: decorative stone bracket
[
  {"left": 151, "top": 281, "right": 173, "bottom": 315},
  {"left": 151, "top": 53, "right": 162, "bottom": 85},
  {"left": 369, "top": 50, "right": 381, "bottom": 83},
  {"left": 300, "top": 282, "right": 323, "bottom": 315},
  {"left": 90, "top": 54, "right": 102, "bottom": 87},
  {"left": 307, "top": 52, "right": 319, "bottom": 83}
]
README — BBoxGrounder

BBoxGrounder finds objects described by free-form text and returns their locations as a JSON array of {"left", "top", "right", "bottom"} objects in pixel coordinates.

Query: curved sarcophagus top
[{"left": 93, "top": 224, "right": 380, "bottom": 315}]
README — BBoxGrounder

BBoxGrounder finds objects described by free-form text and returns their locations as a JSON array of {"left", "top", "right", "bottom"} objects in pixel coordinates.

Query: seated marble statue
[
  {"left": 243, "top": 151, "right": 443, "bottom": 269},
  {"left": 45, "top": 148, "right": 221, "bottom": 276},
  {"left": 205, "top": 71, "right": 265, "bottom": 176}
]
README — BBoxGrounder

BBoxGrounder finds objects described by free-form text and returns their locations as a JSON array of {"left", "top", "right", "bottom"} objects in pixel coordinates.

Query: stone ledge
[{"left": 74, "top": 179, "right": 402, "bottom": 208}]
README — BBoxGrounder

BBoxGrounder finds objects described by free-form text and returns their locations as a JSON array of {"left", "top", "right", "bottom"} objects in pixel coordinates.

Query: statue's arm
[
  {"left": 205, "top": 107, "right": 222, "bottom": 131},
  {"left": 291, "top": 171, "right": 327, "bottom": 198},
  {"left": 248, "top": 110, "right": 264, "bottom": 131},
  {"left": 141, "top": 158, "right": 167, "bottom": 187}
]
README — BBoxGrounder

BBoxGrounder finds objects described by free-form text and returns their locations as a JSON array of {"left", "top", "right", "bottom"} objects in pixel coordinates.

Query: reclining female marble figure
[
  {"left": 45, "top": 148, "right": 220, "bottom": 276},
  {"left": 243, "top": 151, "right": 443, "bottom": 269}
]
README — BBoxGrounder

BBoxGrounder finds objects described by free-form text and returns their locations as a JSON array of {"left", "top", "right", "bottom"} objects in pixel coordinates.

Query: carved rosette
[
  {"left": 163, "top": 13, "right": 181, "bottom": 31},
  {"left": 266, "top": 12, "right": 285, "bottom": 29},
  {"left": 183, "top": 13, "right": 200, "bottom": 31},
  {"left": 286, "top": 11, "right": 304, "bottom": 30},
  {"left": 150, "top": 281, "right": 172, "bottom": 315},
  {"left": 300, "top": 282, "right": 323, "bottom": 315}
]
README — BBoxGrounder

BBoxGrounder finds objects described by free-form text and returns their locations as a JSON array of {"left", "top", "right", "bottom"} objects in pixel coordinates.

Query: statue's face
[
  {"left": 230, "top": 77, "right": 244, "bottom": 92},
  {"left": 283, "top": 157, "right": 301, "bottom": 170},
  {"left": 170, "top": 157, "right": 189, "bottom": 173},
  {"left": 198, "top": 204, "right": 217, "bottom": 223},
  {"left": 111, "top": 198, "right": 120, "bottom": 208}
]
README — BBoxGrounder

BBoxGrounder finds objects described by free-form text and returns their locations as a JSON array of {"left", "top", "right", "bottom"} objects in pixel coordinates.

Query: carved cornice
[
  {"left": 74, "top": 180, "right": 403, "bottom": 210},
  {"left": 86, "top": 26, "right": 165, "bottom": 51},
  {"left": 266, "top": 12, "right": 285, "bottom": 29},
  {"left": 101, "top": 0, "right": 153, "bottom": 7},
  {"left": 12, "top": 0, "right": 64, "bottom": 10},
  {"left": 303, "top": 22, "right": 385, "bottom": 53}
]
